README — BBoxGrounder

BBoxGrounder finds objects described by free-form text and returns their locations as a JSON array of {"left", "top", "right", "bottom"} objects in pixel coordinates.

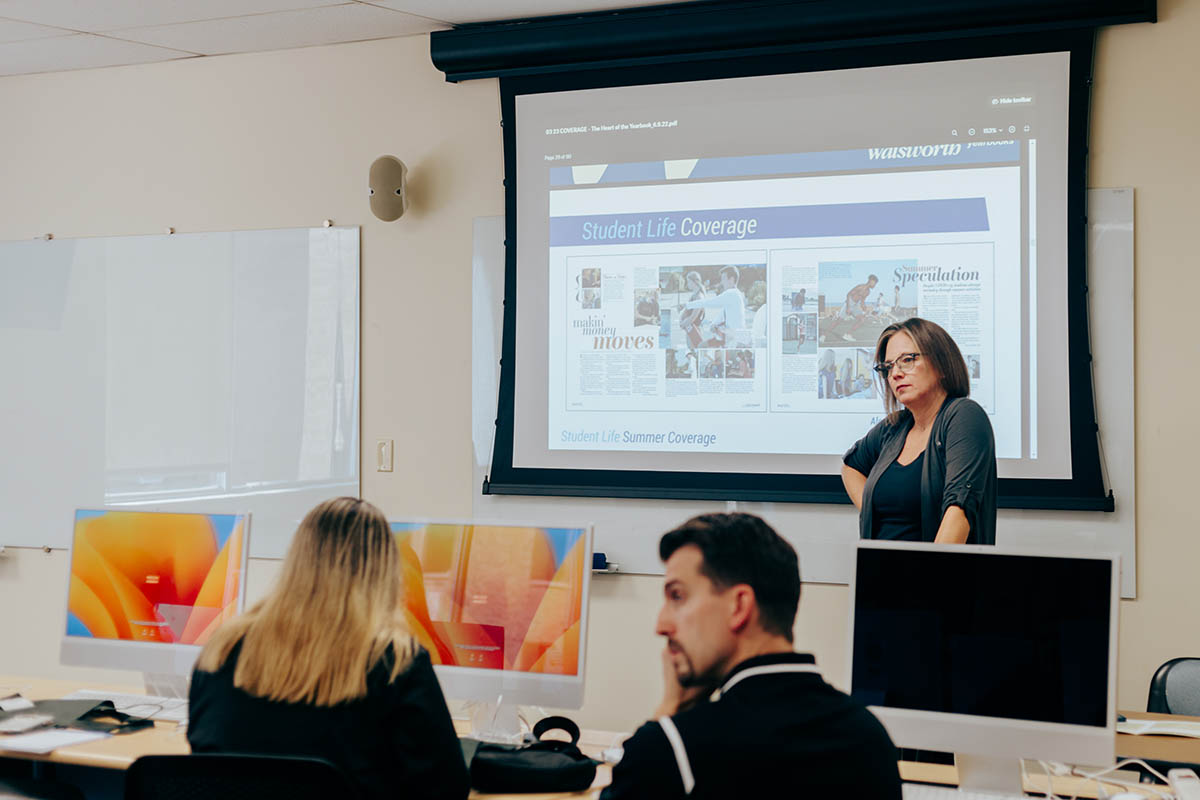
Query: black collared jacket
[{"left": 601, "top": 653, "right": 901, "bottom": 800}]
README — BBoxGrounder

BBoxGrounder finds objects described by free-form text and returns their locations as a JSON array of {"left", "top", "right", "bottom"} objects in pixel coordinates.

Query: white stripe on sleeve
[{"left": 656, "top": 715, "right": 696, "bottom": 795}]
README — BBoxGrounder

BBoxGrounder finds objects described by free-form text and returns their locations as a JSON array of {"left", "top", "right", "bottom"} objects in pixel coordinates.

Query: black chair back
[
  {"left": 124, "top": 754, "right": 357, "bottom": 800},
  {"left": 1147, "top": 657, "right": 1200, "bottom": 715}
]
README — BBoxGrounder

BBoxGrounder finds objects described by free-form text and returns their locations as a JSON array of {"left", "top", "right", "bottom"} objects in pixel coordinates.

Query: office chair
[
  {"left": 1148, "top": 657, "right": 1200, "bottom": 715},
  {"left": 123, "top": 754, "right": 357, "bottom": 800}
]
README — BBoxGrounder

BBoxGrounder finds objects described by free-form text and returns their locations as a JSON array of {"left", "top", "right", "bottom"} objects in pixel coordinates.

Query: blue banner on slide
[
  {"left": 549, "top": 142, "right": 1020, "bottom": 186},
  {"left": 549, "top": 197, "right": 989, "bottom": 246}
]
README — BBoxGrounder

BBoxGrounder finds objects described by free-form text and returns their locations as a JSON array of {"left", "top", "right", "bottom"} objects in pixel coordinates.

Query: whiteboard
[
  {"left": 476, "top": 188, "right": 1135, "bottom": 595},
  {"left": 0, "top": 226, "right": 360, "bottom": 558}
]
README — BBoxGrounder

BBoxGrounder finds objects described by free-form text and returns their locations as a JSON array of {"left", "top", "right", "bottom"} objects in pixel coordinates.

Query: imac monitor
[
  {"left": 390, "top": 521, "right": 591, "bottom": 739},
  {"left": 849, "top": 541, "right": 1117, "bottom": 792},
  {"left": 62, "top": 509, "right": 250, "bottom": 694}
]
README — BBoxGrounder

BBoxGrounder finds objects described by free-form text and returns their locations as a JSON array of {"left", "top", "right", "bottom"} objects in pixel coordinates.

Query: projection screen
[{"left": 489, "top": 31, "right": 1109, "bottom": 509}]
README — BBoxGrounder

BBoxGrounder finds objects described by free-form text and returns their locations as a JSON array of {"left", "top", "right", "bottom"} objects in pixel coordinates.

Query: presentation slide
[{"left": 513, "top": 51, "right": 1072, "bottom": 480}]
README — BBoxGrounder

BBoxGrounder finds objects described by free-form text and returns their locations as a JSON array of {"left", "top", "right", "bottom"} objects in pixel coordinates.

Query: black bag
[
  {"left": 1, "top": 699, "right": 155, "bottom": 735},
  {"left": 468, "top": 716, "right": 598, "bottom": 793}
]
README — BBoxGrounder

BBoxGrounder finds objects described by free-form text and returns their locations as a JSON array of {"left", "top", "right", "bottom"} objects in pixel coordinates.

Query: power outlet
[{"left": 376, "top": 439, "right": 394, "bottom": 472}]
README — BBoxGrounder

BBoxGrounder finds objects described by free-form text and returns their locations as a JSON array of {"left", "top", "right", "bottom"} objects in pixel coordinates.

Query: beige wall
[{"left": 0, "top": 0, "right": 1196, "bottom": 734}]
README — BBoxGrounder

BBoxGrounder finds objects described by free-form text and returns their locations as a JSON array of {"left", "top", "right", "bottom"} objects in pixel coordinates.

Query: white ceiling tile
[
  {"left": 365, "top": 0, "right": 688, "bottom": 25},
  {"left": 0, "top": 32, "right": 192, "bottom": 76},
  {"left": 0, "top": 0, "right": 345, "bottom": 33},
  {"left": 0, "top": 17, "right": 73, "bottom": 43},
  {"left": 109, "top": 4, "right": 444, "bottom": 56}
]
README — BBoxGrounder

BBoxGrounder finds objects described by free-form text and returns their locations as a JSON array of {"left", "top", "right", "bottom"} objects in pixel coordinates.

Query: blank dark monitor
[{"left": 849, "top": 541, "right": 1117, "bottom": 791}]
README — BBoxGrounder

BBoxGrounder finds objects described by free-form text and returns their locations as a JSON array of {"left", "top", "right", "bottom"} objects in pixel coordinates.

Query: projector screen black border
[
  {"left": 431, "top": 0, "right": 1154, "bottom": 83},
  {"left": 486, "top": 28, "right": 1114, "bottom": 512}
]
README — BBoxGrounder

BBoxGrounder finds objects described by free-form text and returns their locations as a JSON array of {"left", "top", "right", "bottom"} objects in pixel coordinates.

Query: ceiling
[{"left": 0, "top": 0, "right": 686, "bottom": 77}]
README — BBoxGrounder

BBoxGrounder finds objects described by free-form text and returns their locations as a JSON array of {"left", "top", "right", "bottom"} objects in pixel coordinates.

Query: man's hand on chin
[{"left": 654, "top": 646, "right": 714, "bottom": 718}]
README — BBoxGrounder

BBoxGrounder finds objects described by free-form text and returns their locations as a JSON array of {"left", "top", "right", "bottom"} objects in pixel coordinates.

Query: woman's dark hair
[
  {"left": 875, "top": 317, "right": 970, "bottom": 424},
  {"left": 659, "top": 513, "right": 800, "bottom": 642}
]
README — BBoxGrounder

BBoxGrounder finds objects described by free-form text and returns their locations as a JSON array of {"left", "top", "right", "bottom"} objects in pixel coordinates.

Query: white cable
[
  {"left": 1070, "top": 758, "right": 1174, "bottom": 798},
  {"left": 1036, "top": 759, "right": 1060, "bottom": 799}
]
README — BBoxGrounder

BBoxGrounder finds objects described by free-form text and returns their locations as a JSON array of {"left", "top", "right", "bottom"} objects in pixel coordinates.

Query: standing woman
[
  {"left": 188, "top": 497, "right": 470, "bottom": 800},
  {"left": 841, "top": 318, "right": 997, "bottom": 544}
]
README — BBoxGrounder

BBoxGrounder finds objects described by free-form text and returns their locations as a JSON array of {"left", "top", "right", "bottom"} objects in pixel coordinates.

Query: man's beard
[{"left": 670, "top": 642, "right": 718, "bottom": 688}]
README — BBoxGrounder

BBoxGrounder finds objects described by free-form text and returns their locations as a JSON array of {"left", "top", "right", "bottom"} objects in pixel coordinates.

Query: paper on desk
[
  {"left": 1118, "top": 719, "right": 1200, "bottom": 738},
  {"left": 0, "top": 694, "right": 35, "bottom": 712},
  {"left": 0, "top": 728, "right": 110, "bottom": 754}
]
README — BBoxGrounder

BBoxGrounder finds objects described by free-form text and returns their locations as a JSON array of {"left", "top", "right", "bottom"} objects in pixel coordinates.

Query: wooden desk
[
  {"left": 0, "top": 675, "right": 610, "bottom": 799},
  {"left": 900, "top": 761, "right": 1163, "bottom": 798},
  {"left": 4, "top": 678, "right": 1188, "bottom": 800},
  {"left": 0, "top": 676, "right": 188, "bottom": 768},
  {"left": 1118, "top": 710, "right": 1200, "bottom": 765}
]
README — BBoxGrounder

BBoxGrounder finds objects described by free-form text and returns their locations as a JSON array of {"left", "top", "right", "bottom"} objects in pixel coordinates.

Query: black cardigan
[
  {"left": 843, "top": 396, "right": 997, "bottom": 544},
  {"left": 187, "top": 643, "right": 469, "bottom": 800}
]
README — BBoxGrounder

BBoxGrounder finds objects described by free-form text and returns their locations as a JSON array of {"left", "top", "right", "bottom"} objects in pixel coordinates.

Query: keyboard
[
  {"left": 62, "top": 689, "right": 188, "bottom": 723},
  {"left": 903, "top": 783, "right": 1028, "bottom": 800}
]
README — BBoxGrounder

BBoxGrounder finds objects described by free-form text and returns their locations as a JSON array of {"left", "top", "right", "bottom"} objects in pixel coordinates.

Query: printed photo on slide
[
  {"left": 819, "top": 259, "right": 917, "bottom": 347},
  {"left": 698, "top": 349, "right": 724, "bottom": 379},
  {"left": 633, "top": 288, "right": 660, "bottom": 327},
  {"left": 782, "top": 312, "right": 818, "bottom": 355},
  {"left": 666, "top": 348, "right": 695, "bottom": 379},
  {"left": 726, "top": 349, "right": 755, "bottom": 379}
]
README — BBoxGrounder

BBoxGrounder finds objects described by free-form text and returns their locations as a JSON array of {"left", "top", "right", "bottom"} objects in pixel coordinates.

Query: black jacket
[
  {"left": 844, "top": 396, "right": 997, "bottom": 544},
  {"left": 187, "top": 643, "right": 469, "bottom": 800},
  {"left": 601, "top": 653, "right": 901, "bottom": 800}
]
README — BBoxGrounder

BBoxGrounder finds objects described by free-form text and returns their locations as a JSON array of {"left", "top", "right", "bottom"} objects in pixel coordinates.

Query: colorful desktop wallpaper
[
  {"left": 66, "top": 510, "right": 246, "bottom": 646},
  {"left": 391, "top": 523, "right": 587, "bottom": 676}
]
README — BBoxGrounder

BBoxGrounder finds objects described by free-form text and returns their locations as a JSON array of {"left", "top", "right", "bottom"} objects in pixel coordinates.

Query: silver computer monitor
[
  {"left": 61, "top": 509, "right": 251, "bottom": 695},
  {"left": 389, "top": 521, "right": 592, "bottom": 741},
  {"left": 848, "top": 541, "right": 1118, "bottom": 793}
]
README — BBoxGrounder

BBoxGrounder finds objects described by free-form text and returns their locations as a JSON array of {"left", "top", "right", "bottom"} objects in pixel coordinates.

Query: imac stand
[
  {"left": 955, "top": 754, "right": 1023, "bottom": 794},
  {"left": 144, "top": 672, "right": 189, "bottom": 699},
  {"left": 470, "top": 695, "right": 525, "bottom": 744}
]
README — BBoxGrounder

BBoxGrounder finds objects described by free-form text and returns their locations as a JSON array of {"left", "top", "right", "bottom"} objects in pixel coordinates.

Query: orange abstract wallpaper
[
  {"left": 392, "top": 524, "right": 587, "bottom": 676},
  {"left": 66, "top": 510, "right": 246, "bottom": 646}
]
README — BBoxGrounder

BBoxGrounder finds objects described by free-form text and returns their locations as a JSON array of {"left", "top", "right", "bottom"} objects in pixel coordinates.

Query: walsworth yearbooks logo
[{"left": 867, "top": 143, "right": 963, "bottom": 160}]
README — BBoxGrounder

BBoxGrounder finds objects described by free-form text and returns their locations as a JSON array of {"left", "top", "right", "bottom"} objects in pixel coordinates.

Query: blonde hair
[{"left": 196, "top": 497, "right": 415, "bottom": 706}]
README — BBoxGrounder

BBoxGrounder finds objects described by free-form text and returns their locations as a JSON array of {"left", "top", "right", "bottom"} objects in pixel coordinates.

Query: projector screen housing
[{"left": 487, "top": 29, "right": 1111, "bottom": 510}]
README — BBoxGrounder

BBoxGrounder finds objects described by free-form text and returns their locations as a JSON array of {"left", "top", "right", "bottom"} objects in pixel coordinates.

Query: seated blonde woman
[{"left": 187, "top": 497, "right": 469, "bottom": 800}]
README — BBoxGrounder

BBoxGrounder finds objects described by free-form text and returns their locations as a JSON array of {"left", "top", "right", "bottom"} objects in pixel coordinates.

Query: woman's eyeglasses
[{"left": 873, "top": 352, "right": 922, "bottom": 377}]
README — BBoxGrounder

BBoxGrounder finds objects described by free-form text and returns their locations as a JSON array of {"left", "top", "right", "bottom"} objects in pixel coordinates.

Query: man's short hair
[
  {"left": 720, "top": 265, "right": 740, "bottom": 285},
  {"left": 659, "top": 513, "right": 800, "bottom": 642},
  {"left": 867, "top": 274, "right": 879, "bottom": 284}
]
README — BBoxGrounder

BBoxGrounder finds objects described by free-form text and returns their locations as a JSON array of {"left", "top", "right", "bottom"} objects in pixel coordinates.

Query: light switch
[{"left": 376, "top": 439, "right": 394, "bottom": 472}]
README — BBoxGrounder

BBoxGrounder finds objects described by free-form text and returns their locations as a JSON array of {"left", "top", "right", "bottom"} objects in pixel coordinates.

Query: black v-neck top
[{"left": 871, "top": 451, "right": 925, "bottom": 541}]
